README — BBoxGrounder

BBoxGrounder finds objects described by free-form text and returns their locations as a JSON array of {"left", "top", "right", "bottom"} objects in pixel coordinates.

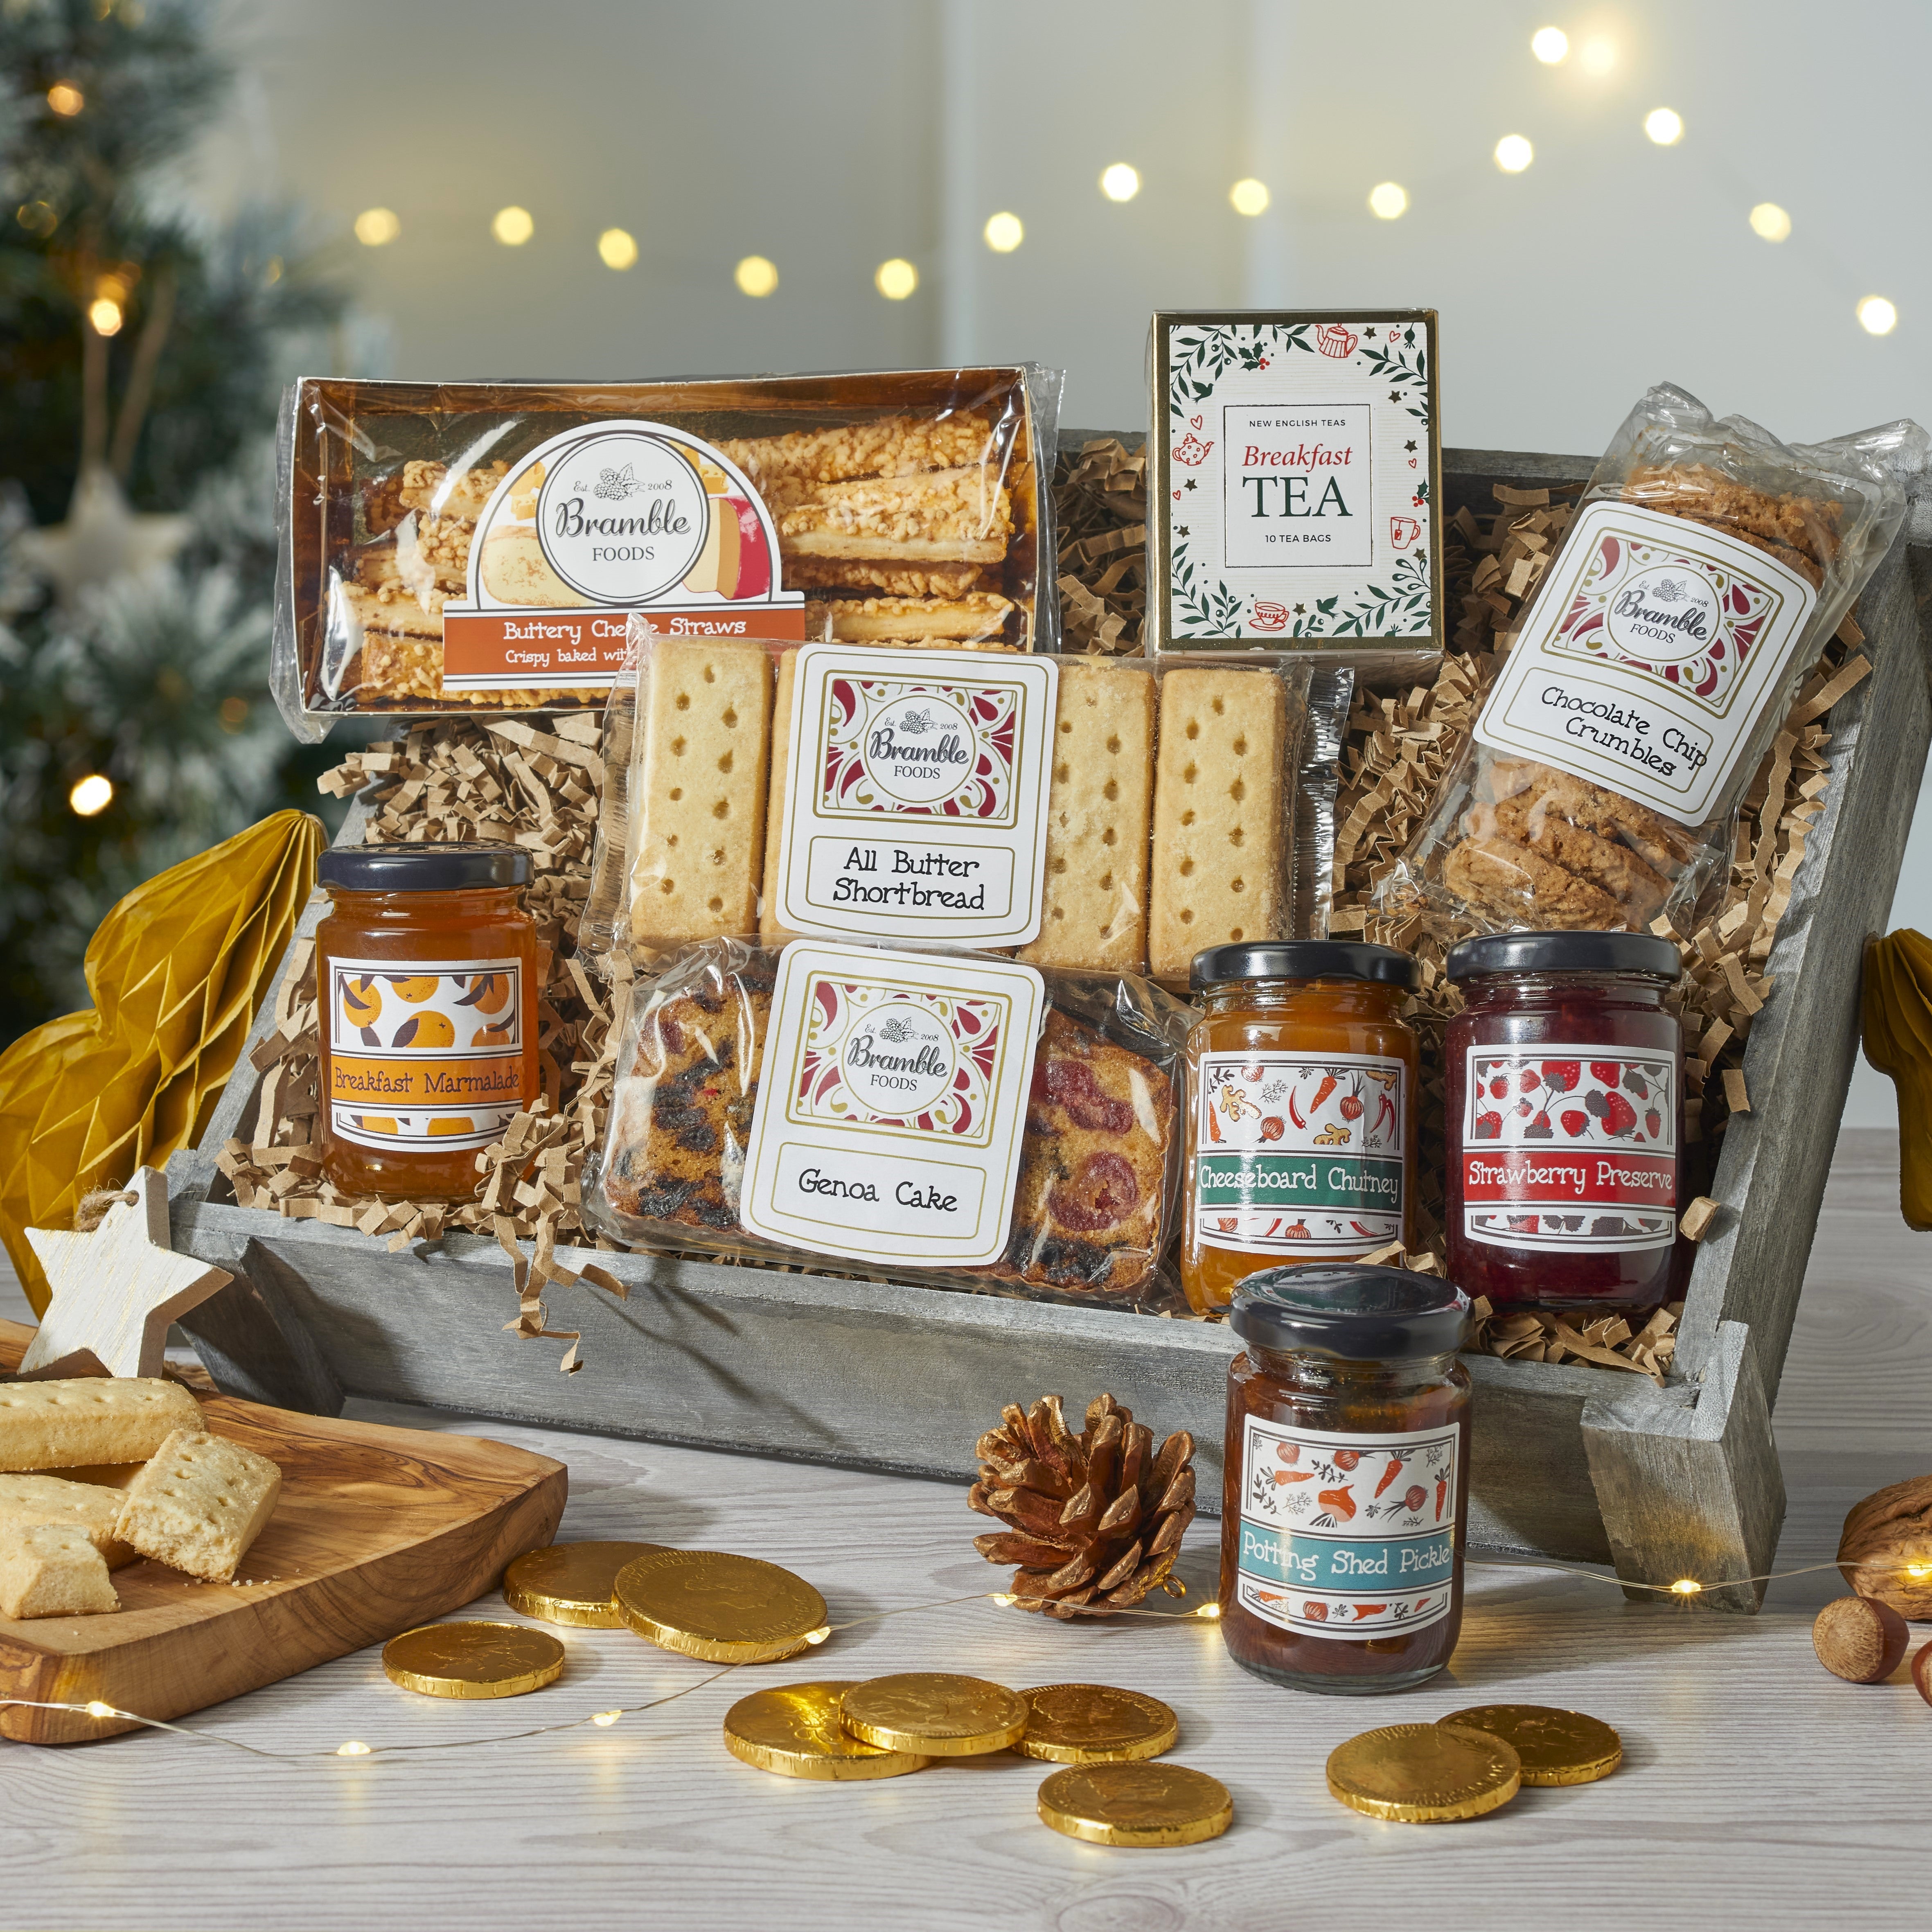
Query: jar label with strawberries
[
  {"left": 1193, "top": 1052, "right": 1406, "bottom": 1255},
  {"left": 1235, "top": 1415, "right": 1459, "bottom": 1638},
  {"left": 1460, "top": 1044, "right": 1677, "bottom": 1252}
]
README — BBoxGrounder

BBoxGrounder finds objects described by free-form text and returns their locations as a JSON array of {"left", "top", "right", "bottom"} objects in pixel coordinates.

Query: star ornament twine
[{"left": 20, "top": 1167, "right": 230, "bottom": 1379}]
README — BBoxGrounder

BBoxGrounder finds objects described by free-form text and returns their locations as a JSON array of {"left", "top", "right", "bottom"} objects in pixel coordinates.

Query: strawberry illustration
[
  {"left": 1623, "top": 1067, "right": 1650, "bottom": 1096},
  {"left": 1519, "top": 1069, "right": 1541, "bottom": 1091},
  {"left": 1516, "top": 1099, "right": 1533, "bottom": 1116},
  {"left": 1474, "top": 1110, "right": 1504, "bottom": 1139},
  {"left": 1600, "top": 1091, "right": 1638, "bottom": 1136},
  {"left": 1645, "top": 1109, "right": 1662, "bottom": 1138},
  {"left": 1560, "top": 1109, "right": 1589, "bottom": 1136},
  {"left": 1489, "top": 1077, "right": 1508, "bottom": 1100},
  {"left": 1590, "top": 1061, "right": 1621, "bottom": 1087},
  {"left": 1404, "top": 1485, "right": 1427, "bottom": 1512},
  {"left": 1544, "top": 1060, "right": 1581, "bottom": 1092}
]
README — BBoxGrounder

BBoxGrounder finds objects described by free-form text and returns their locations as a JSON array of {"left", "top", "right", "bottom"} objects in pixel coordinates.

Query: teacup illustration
[{"left": 1389, "top": 515, "right": 1421, "bottom": 548}]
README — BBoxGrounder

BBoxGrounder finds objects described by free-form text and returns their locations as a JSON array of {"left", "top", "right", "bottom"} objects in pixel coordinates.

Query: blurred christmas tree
[{"left": 0, "top": 0, "right": 345, "bottom": 1044}]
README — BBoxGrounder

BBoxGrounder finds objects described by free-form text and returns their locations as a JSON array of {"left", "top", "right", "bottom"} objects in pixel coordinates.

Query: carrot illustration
[
  {"left": 1435, "top": 1477, "right": 1449, "bottom": 1522},
  {"left": 1310, "top": 1073, "right": 1339, "bottom": 1115},
  {"left": 1373, "top": 1461, "right": 1402, "bottom": 1499},
  {"left": 1206, "top": 1105, "right": 1222, "bottom": 1144},
  {"left": 1317, "top": 1486, "right": 1356, "bottom": 1521},
  {"left": 1273, "top": 1470, "right": 1317, "bottom": 1485}
]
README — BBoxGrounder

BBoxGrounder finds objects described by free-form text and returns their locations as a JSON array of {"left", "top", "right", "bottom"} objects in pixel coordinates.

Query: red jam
[{"left": 1444, "top": 931, "right": 1685, "bottom": 1315}]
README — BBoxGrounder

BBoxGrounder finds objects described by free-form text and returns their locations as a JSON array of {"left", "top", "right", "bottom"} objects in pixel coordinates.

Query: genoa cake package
[{"left": 272, "top": 367, "right": 1062, "bottom": 739}]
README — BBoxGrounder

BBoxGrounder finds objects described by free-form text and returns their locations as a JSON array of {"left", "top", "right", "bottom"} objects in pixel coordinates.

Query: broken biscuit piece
[
  {"left": 114, "top": 1429, "right": 283, "bottom": 1585},
  {"left": 1443, "top": 834, "right": 1623, "bottom": 929},
  {"left": 0, "top": 1473, "right": 138, "bottom": 1568},
  {"left": 0, "top": 1522, "right": 120, "bottom": 1619}
]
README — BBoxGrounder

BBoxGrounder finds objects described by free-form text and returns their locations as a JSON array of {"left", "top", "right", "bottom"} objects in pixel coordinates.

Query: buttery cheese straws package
[{"left": 271, "top": 367, "right": 1061, "bottom": 739}]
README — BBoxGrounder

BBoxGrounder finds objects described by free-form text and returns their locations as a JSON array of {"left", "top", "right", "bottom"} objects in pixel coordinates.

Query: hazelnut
[
  {"left": 1836, "top": 1472, "right": 1932, "bottom": 1621},
  {"left": 1914, "top": 1640, "right": 1932, "bottom": 1710},
  {"left": 1813, "top": 1594, "right": 1910, "bottom": 1684}
]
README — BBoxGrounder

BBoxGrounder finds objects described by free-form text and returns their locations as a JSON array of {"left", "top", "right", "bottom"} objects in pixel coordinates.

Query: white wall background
[{"left": 197, "top": 0, "right": 1930, "bottom": 1123}]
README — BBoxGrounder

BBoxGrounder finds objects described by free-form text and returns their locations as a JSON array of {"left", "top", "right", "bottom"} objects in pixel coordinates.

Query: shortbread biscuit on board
[
  {"left": 0, "top": 1522, "right": 120, "bottom": 1619},
  {"left": 1020, "top": 661, "right": 1154, "bottom": 972},
  {"left": 1148, "top": 667, "right": 1287, "bottom": 983},
  {"left": 0, "top": 1472, "right": 138, "bottom": 1567},
  {"left": 0, "top": 1377, "right": 200, "bottom": 1472},
  {"left": 630, "top": 637, "right": 773, "bottom": 951},
  {"left": 114, "top": 1428, "right": 282, "bottom": 1584}
]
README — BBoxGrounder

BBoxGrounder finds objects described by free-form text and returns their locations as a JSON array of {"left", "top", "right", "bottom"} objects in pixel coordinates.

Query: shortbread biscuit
[
  {"left": 1148, "top": 667, "right": 1287, "bottom": 983},
  {"left": 1444, "top": 834, "right": 1623, "bottom": 929},
  {"left": 1021, "top": 661, "right": 1154, "bottom": 972},
  {"left": 0, "top": 1474, "right": 137, "bottom": 1568},
  {"left": 1467, "top": 798, "right": 1670, "bottom": 923},
  {"left": 631, "top": 637, "right": 773, "bottom": 951},
  {"left": 0, "top": 1522, "right": 119, "bottom": 1619},
  {"left": 114, "top": 1429, "right": 282, "bottom": 1584},
  {"left": 0, "top": 1377, "right": 200, "bottom": 1472}
]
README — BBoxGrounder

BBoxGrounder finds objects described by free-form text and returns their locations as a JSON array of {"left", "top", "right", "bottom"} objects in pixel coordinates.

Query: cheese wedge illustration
[{"left": 683, "top": 492, "right": 744, "bottom": 596}]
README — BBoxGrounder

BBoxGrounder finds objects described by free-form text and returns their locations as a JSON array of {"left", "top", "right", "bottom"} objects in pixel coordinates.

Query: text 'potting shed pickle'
[{"left": 1182, "top": 942, "right": 1420, "bottom": 1314}]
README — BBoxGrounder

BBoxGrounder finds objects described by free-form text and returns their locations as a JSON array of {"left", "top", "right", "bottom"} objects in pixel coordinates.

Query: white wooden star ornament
[{"left": 20, "top": 1167, "right": 232, "bottom": 1380}]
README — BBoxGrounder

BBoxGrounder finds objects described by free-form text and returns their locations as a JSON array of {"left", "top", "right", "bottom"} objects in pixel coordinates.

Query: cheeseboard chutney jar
[
  {"left": 1182, "top": 942, "right": 1420, "bottom": 1314},
  {"left": 1220, "top": 1264, "right": 1472, "bottom": 1694},
  {"left": 315, "top": 843, "right": 539, "bottom": 1201},
  {"left": 1444, "top": 930, "right": 1684, "bottom": 1315}
]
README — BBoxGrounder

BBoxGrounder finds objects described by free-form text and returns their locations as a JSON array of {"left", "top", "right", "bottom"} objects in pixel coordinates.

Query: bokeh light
[{"left": 1368, "top": 181, "right": 1409, "bottom": 221}]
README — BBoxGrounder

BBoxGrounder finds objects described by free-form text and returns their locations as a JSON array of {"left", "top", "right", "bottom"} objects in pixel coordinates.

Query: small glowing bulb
[
  {"left": 1099, "top": 162, "right": 1141, "bottom": 203},
  {"left": 992, "top": 1592, "right": 1018, "bottom": 1606},
  {"left": 86, "top": 1700, "right": 115, "bottom": 1718},
  {"left": 1494, "top": 135, "right": 1534, "bottom": 175},
  {"left": 336, "top": 1739, "right": 372, "bottom": 1756},
  {"left": 47, "top": 82, "right": 83, "bottom": 116},
  {"left": 1196, "top": 1601, "right": 1222, "bottom": 1621},
  {"left": 803, "top": 1625, "right": 832, "bottom": 1646},
  {"left": 590, "top": 1710, "right": 621, "bottom": 1727},
  {"left": 982, "top": 210, "right": 1024, "bottom": 252},
  {"left": 1229, "top": 177, "right": 1270, "bottom": 217},
  {"left": 1644, "top": 108, "right": 1684, "bottom": 147},
  {"left": 1905, "top": 1562, "right": 1932, "bottom": 1580},
  {"left": 354, "top": 207, "right": 400, "bottom": 247},
  {"left": 1368, "top": 181, "right": 1409, "bottom": 221},
  {"left": 1670, "top": 1578, "right": 1702, "bottom": 1596},
  {"left": 1858, "top": 295, "right": 1898, "bottom": 336},
  {"left": 875, "top": 257, "right": 918, "bottom": 301},
  {"left": 69, "top": 774, "right": 113, "bottom": 816},
  {"left": 1749, "top": 202, "right": 1792, "bottom": 243},
  {"left": 87, "top": 297, "right": 122, "bottom": 336},
  {"left": 491, "top": 205, "right": 534, "bottom": 247},
  {"left": 1580, "top": 36, "right": 1616, "bottom": 74},
  {"left": 735, "top": 254, "right": 778, "bottom": 298},
  {"left": 1530, "top": 26, "right": 1568, "bottom": 63},
  {"left": 597, "top": 227, "right": 637, "bottom": 271}
]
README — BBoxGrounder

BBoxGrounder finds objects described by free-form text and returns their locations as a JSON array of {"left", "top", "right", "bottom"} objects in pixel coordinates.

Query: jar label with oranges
[
  {"left": 1193, "top": 1052, "right": 1405, "bottom": 1255},
  {"left": 325, "top": 957, "right": 531, "bottom": 1152},
  {"left": 1235, "top": 1416, "right": 1459, "bottom": 1638}
]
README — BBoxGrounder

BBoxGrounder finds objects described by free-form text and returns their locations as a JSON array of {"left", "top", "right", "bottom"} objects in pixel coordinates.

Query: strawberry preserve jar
[
  {"left": 1220, "top": 1263, "right": 1472, "bottom": 1695},
  {"left": 1444, "top": 931, "right": 1684, "bottom": 1314}
]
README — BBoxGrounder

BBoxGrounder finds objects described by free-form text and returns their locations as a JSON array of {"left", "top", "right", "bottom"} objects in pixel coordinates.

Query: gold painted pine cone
[{"left": 968, "top": 1394, "right": 1195, "bottom": 1619}]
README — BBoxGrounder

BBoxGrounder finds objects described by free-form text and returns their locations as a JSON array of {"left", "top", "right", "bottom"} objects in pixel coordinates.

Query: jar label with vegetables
[
  {"left": 1193, "top": 1053, "right": 1405, "bottom": 1255},
  {"left": 1235, "top": 1416, "right": 1459, "bottom": 1637},
  {"left": 1472, "top": 501, "right": 1818, "bottom": 826},
  {"left": 1461, "top": 1044, "right": 1676, "bottom": 1252},
  {"left": 324, "top": 956, "right": 531, "bottom": 1152}
]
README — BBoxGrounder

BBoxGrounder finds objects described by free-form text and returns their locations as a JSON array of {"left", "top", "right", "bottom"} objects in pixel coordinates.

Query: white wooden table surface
[{"left": 1, "top": 1128, "right": 1925, "bottom": 1932}]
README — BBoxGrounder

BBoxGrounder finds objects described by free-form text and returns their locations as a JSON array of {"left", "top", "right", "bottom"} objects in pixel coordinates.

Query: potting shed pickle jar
[
  {"left": 316, "top": 843, "right": 539, "bottom": 1202},
  {"left": 1220, "top": 1264, "right": 1472, "bottom": 1695},
  {"left": 1182, "top": 942, "right": 1420, "bottom": 1314},
  {"left": 1444, "top": 930, "right": 1685, "bottom": 1316}
]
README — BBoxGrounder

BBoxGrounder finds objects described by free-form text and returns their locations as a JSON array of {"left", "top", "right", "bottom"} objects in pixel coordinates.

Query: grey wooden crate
[{"left": 165, "top": 444, "right": 1932, "bottom": 1612}]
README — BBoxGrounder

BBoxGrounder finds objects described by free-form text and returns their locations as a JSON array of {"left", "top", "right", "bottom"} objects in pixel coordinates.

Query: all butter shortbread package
[
  {"left": 272, "top": 367, "right": 1061, "bottom": 739},
  {"left": 1381, "top": 383, "right": 1921, "bottom": 933},
  {"left": 582, "top": 938, "right": 1194, "bottom": 1306}
]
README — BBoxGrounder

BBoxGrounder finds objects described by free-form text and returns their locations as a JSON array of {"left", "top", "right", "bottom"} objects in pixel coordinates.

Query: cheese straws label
[
  {"left": 773, "top": 643, "right": 1058, "bottom": 947},
  {"left": 738, "top": 942, "right": 1044, "bottom": 1267},
  {"left": 1150, "top": 310, "right": 1441, "bottom": 653}
]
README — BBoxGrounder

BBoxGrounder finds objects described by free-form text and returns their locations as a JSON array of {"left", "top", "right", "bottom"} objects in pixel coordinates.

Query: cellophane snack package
[
  {"left": 582, "top": 938, "right": 1194, "bottom": 1308},
  {"left": 1379, "top": 383, "right": 1921, "bottom": 933},
  {"left": 272, "top": 367, "right": 1062, "bottom": 740}
]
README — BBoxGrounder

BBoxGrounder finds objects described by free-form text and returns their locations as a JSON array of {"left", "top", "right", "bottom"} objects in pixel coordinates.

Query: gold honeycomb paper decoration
[{"left": 0, "top": 809, "right": 323, "bottom": 1314}]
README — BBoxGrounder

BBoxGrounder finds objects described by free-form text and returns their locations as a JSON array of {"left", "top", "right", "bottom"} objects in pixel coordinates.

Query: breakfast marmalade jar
[
  {"left": 1182, "top": 942, "right": 1420, "bottom": 1315},
  {"left": 1444, "top": 931, "right": 1685, "bottom": 1315},
  {"left": 316, "top": 843, "right": 539, "bottom": 1202},
  {"left": 1221, "top": 1265, "right": 1471, "bottom": 1694}
]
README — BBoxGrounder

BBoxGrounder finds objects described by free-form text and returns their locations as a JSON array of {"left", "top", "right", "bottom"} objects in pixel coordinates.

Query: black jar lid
[
  {"left": 318, "top": 842, "right": 532, "bottom": 891},
  {"left": 1190, "top": 941, "right": 1420, "bottom": 994},
  {"left": 1230, "top": 1265, "right": 1471, "bottom": 1362},
  {"left": 1445, "top": 931, "right": 1680, "bottom": 982}
]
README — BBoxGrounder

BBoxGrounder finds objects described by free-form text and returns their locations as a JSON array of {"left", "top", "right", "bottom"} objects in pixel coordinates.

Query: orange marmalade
[
  {"left": 316, "top": 844, "right": 538, "bottom": 1201},
  {"left": 1183, "top": 942, "right": 1420, "bottom": 1315}
]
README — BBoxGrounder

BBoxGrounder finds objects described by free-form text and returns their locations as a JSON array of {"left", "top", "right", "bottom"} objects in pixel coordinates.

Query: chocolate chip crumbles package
[
  {"left": 1379, "top": 383, "right": 1921, "bottom": 933},
  {"left": 582, "top": 938, "right": 1193, "bottom": 1308},
  {"left": 271, "top": 367, "right": 1062, "bottom": 740}
]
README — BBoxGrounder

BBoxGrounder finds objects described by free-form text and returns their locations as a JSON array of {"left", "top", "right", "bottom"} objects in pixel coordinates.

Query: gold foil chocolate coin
[
  {"left": 723, "top": 1680, "right": 930, "bottom": 1782},
  {"left": 613, "top": 1549, "right": 827, "bottom": 1664},
  {"left": 839, "top": 1673, "right": 1029, "bottom": 1756},
  {"left": 1012, "top": 1684, "right": 1179, "bottom": 1764},
  {"left": 1326, "top": 1722, "right": 1521, "bottom": 1822},
  {"left": 1036, "top": 1762, "right": 1234, "bottom": 1847},
  {"left": 1437, "top": 1704, "right": 1623, "bottom": 1786},
  {"left": 382, "top": 1620, "right": 567, "bottom": 1700},
  {"left": 503, "top": 1541, "right": 664, "bottom": 1629}
]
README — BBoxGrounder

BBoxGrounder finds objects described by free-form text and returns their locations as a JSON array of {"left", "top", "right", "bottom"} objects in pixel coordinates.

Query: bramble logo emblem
[{"left": 594, "top": 464, "right": 643, "bottom": 501}]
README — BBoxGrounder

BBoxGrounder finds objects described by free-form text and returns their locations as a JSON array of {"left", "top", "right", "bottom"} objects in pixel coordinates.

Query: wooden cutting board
[{"left": 0, "top": 1319, "right": 566, "bottom": 1745}]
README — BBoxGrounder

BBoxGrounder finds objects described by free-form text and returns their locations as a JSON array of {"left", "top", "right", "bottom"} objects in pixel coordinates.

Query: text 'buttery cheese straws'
[{"left": 271, "top": 367, "right": 1061, "bottom": 738}]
